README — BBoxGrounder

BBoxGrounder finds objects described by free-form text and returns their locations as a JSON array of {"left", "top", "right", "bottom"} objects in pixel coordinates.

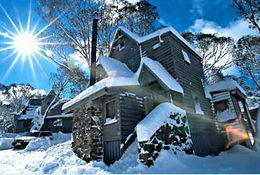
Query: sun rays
[{"left": 0, "top": 3, "right": 60, "bottom": 81}]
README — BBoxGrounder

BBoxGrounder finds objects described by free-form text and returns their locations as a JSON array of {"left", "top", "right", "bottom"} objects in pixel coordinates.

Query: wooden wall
[
  {"left": 109, "top": 31, "right": 141, "bottom": 72},
  {"left": 119, "top": 92, "right": 146, "bottom": 142}
]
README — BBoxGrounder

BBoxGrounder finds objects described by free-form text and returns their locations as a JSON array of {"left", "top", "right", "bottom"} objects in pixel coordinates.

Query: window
[
  {"left": 23, "top": 120, "right": 32, "bottom": 127},
  {"left": 181, "top": 50, "right": 191, "bottom": 64},
  {"left": 194, "top": 97, "right": 204, "bottom": 115},
  {"left": 53, "top": 119, "right": 63, "bottom": 127},
  {"left": 105, "top": 100, "right": 117, "bottom": 124},
  {"left": 118, "top": 41, "right": 125, "bottom": 51},
  {"left": 214, "top": 100, "right": 229, "bottom": 112}
]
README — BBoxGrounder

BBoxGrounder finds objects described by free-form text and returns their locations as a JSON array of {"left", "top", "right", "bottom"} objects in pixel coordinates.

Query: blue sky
[{"left": 0, "top": 0, "right": 256, "bottom": 93}]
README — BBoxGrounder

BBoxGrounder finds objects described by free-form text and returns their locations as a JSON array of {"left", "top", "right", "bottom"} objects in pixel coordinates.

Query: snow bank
[
  {"left": 25, "top": 141, "right": 108, "bottom": 174},
  {"left": 109, "top": 141, "right": 260, "bottom": 174},
  {"left": 1, "top": 137, "right": 260, "bottom": 174},
  {"left": 0, "top": 138, "right": 14, "bottom": 150},
  {"left": 25, "top": 132, "right": 71, "bottom": 151},
  {"left": 136, "top": 102, "right": 186, "bottom": 142}
]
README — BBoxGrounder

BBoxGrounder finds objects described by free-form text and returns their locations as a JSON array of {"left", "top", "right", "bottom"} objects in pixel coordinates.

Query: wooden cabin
[
  {"left": 62, "top": 26, "right": 254, "bottom": 165},
  {"left": 205, "top": 80, "right": 256, "bottom": 148},
  {"left": 13, "top": 91, "right": 73, "bottom": 133}
]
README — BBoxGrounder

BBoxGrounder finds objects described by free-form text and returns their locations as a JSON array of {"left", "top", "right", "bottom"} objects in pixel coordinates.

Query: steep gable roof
[{"left": 111, "top": 26, "right": 202, "bottom": 58}]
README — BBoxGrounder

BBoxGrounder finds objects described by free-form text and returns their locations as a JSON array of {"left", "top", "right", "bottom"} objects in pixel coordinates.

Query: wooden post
[{"left": 90, "top": 16, "right": 98, "bottom": 86}]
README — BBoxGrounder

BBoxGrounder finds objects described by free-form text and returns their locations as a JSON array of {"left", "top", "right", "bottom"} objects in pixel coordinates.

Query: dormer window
[
  {"left": 118, "top": 41, "right": 125, "bottom": 51},
  {"left": 181, "top": 50, "right": 191, "bottom": 64}
]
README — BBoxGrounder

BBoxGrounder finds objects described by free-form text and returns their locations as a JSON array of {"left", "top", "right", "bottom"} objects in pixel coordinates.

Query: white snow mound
[{"left": 136, "top": 102, "right": 186, "bottom": 142}]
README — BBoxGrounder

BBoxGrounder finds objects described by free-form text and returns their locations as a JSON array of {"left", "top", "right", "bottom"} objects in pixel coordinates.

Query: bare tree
[
  {"left": 182, "top": 32, "right": 234, "bottom": 83},
  {"left": 233, "top": 0, "right": 260, "bottom": 34},
  {"left": 31, "top": 67, "right": 69, "bottom": 131},
  {"left": 37, "top": 0, "right": 159, "bottom": 66},
  {"left": 5, "top": 84, "right": 43, "bottom": 113},
  {"left": 232, "top": 35, "right": 260, "bottom": 92}
]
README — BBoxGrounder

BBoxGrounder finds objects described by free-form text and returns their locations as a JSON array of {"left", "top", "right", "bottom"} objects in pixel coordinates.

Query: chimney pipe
[{"left": 90, "top": 15, "right": 98, "bottom": 86}]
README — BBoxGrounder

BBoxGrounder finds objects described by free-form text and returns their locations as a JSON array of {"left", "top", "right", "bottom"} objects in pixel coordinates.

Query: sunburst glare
[{"left": 0, "top": 3, "right": 60, "bottom": 80}]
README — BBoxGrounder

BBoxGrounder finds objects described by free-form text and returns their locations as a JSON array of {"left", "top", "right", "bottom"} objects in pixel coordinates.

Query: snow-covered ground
[{"left": 0, "top": 133, "right": 259, "bottom": 174}]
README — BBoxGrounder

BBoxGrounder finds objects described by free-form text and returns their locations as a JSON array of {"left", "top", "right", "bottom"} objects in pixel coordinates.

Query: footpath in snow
[{"left": 0, "top": 133, "right": 259, "bottom": 174}]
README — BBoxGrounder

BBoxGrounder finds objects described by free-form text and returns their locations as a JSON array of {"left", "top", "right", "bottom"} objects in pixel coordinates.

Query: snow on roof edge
[
  {"left": 117, "top": 26, "right": 202, "bottom": 58},
  {"left": 46, "top": 113, "right": 73, "bottom": 119},
  {"left": 99, "top": 55, "right": 135, "bottom": 77},
  {"left": 140, "top": 57, "right": 184, "bottom": 94},
  {"left": 205, "top": 79, "right": 247, "bottom": 98},
  {"left": 63, "top": 56, "right": 184, "bottom": 111},
  {"left": 62, "top": 76, "right": 139, "bottom": 111}
]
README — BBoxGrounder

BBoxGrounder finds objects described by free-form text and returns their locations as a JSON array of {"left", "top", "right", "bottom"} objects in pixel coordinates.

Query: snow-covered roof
[
  {"left": 114, "top": 26, "right": 202, "bottom": 58},
  {"left": 136, "top": 102, "right": 186, "bottom": 142},
  {"left": 18, "top": 105, "right": 40, "bottom": 120},
  {"left": 205, "top": 79, "right": 247, "bottom": 99},
  {"left": 138, "top": 57, "right": 184, "bottom": 94},
  {"left": 99, "top": 56, "right": 134, "bottom": 77},
  {"left": 46, "top": 113, "right": 73, "bottom": 119},
  {"left": 63, "top": 56, "right": 183, "bottom": 111},
  {"left": 62, "top": 76, "right": 139, "bottom": 111}
]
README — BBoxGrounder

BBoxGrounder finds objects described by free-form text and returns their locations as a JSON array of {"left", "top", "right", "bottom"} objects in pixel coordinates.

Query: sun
[
  {"left": 0, "top": 3, "right": 61, "bottom": 80},
  {"left": 13, "top": 32, "right": 39, "bottom": 56}
]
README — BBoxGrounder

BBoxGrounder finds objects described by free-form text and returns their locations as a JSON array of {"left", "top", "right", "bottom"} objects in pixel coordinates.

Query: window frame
[
  {"left": 181, "top": 49, "right": 191, "bottom": 64},
  {"left": 104, "top": 99, "right": 117, "bottom": 121}
]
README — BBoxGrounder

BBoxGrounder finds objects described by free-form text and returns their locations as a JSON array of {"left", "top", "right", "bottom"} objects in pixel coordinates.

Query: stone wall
[
  {"left": 71, "top": 102, "right": 103, "bottom": 162},
  {"left": 138, "top": 113, "right": 193, "bottom": 167}
]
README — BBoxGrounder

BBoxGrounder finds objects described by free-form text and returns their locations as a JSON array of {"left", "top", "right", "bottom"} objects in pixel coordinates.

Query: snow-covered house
[
  {"left": 205, "top": 80, "right": 256, "bottom": 148},
  {"left": 12, "top": 91, "right": 73, "bottom": 133},
  {"left": 40, "top": 90, "right": 73, "bottom": 133},
  {"left": 62, "top": 26, "right": 229, "bottom": 165},
  {"left": 13, "top": 98, "right": 43, "bottom": 133}
]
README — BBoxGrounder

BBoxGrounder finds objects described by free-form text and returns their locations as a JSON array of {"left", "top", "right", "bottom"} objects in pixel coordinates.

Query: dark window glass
[
  {"left": 106, "top": 101, "right": 116, "bottom": 119},
  {"left": 214, "top": 100, "right": 229, "bottom": 112}
]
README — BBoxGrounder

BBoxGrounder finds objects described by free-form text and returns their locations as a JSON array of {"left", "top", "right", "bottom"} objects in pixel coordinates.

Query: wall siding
[
  {"left": 119, "top": 92, "right": 146, "bottom": 142},
  {"left": 110, "top": 32, "right": 141, "bottom": 72}
]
